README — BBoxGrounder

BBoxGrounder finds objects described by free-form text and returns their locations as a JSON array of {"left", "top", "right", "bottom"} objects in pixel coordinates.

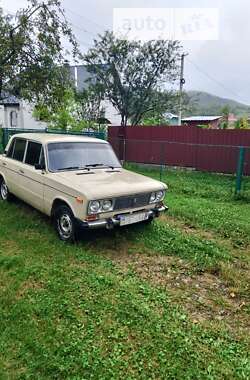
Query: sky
[{"left": 3, "top": 0, "right": 250, "bottom": 105}]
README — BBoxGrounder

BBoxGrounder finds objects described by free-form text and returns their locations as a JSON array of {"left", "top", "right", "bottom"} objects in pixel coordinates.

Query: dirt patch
[
  {"left": 0, "top": 240, "right": 20, "bottom": 255},
  {"left": 16, "top": 280, "right": 44, "bottom": 299},
  {"left": 106, "top": 249, "right": 249, "bottom": 338},
  {"left": 161, "top": 214, "right": 222, "bottom": 242}
]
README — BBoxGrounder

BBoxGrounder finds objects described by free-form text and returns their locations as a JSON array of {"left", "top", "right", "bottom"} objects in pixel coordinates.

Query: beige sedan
[{"left": 0, "top": 133, "right": 167, "bottom": 242}]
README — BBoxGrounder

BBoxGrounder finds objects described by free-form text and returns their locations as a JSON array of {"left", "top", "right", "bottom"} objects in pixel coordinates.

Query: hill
[{"left": 187, "top": 91, "right": 250, "bottom": 116}]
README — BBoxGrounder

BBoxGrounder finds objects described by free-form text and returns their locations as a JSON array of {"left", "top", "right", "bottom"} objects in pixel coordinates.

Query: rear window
[
  {"left": 25, "top": 141, "right": 42, "bottom": 166},
  {"left": 12, "top": 139, "right": 26, "bottom": 162}
]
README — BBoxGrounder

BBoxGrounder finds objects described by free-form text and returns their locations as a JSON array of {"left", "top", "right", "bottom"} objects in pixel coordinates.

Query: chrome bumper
[{"left": 78, "top": 205, "right": 168, "bottom": 230}]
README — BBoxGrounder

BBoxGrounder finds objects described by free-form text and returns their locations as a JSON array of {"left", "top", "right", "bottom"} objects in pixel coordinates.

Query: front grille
[{"left": 114, "top": 193, "right": 151, "bottom": 211}]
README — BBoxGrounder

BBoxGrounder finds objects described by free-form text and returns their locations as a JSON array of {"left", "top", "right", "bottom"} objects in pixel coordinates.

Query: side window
[
  {"left": 25, "top": 141, "right": 42, "bottom": 166},
  {"left": 6, "top": 139, "right": 15, "bottom": 158},
  {"left": 12, "top": 139, "right": 26, "bottom": 162}
]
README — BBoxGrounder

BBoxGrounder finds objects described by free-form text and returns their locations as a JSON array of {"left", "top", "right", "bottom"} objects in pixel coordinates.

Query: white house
[{"left": 0, "top": 95, "right": 47, "bottom": 130}]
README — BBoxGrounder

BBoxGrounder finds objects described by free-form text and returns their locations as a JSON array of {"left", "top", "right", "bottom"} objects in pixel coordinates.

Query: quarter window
[
  {"left": 25, "top": 141, "right": 42, "bottom": 166},
  {"left": 6, "top": 139, "right": 15, "bottom": 158},
  {"left": 12, "top": 139, "right": 26, "bottom": 162}
]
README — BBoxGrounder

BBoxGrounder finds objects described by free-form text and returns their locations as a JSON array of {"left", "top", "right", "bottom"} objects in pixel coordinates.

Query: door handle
[
  {"left": 2, "top": 162, "right": 7, "bottom": 166},
  {"left": 19, "top": 169, "right": 24, "bottom": 174}
]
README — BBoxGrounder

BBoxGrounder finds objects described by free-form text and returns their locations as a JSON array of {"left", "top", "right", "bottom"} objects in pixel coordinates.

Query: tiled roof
[{"left": 0, "top": 93, "right": 20, "bottom": 105}]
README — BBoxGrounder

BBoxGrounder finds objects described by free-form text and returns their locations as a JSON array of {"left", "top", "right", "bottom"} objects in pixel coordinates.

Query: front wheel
[
  {"left": 0, "top": 178, "right": 11, "bottom": 201},
  {"left": 54, "top": 205, "right": 78, "bottom": 243}
]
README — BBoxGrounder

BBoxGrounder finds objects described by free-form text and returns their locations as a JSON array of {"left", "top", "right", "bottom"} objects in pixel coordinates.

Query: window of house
[
  {"left": 12, "top": 139, "right": 26, "bottom": 162},
  {"left": 25, "top": 141, "right": 43, "bottom": 166},
  {"left": 10, "top": 111, "right": 18, "bottom": 127}
]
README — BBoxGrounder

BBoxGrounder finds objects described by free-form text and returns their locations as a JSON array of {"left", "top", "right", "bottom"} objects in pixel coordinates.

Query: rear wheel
[
  {"left": 0, "top": 178, "right": 11, "bottom": 201},
  {"left": 54, "top": 205, "right": 78, "bottom": 243}
]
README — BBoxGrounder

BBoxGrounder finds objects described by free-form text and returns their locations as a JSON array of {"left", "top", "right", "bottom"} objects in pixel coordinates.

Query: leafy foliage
[
  {"left": 75, "top": 85, "right": 106, "bottom": 129},
  {"left": 33, "top": 86, "right": 107, "bottom": 131},
  {"left": 234, "top": 117, "right": 250, "bottom": 129},
  {"left": 84, "top": 31, "right": 182, "bottom": 126},
  {"left": 0, "top": 0, "right": 79, "bottom": 110}
]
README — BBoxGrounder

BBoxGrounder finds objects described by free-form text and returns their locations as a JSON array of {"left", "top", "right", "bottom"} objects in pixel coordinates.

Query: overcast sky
[{"left": 4, "top": 0, "right": 250, "bottom": 105}]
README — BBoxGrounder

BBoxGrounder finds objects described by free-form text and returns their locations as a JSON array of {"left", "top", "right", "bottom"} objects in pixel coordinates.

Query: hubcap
[
  {"left": 58, "top": 213, "right": 73, "bottom": 239},
  {"left": 0, "top": 181, "right": 8, "bottom": 200}
]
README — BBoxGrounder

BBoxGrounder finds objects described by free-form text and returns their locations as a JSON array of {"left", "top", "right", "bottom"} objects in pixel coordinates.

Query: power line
[
  {"left": 70, "top": 22, "right": 97, "bottom": 38},
  {"left": 187, "top": 57, "right": 249, "bottom": 105},
  {"left": 64, "top": 7, "right": 106, "bottom": 33}
]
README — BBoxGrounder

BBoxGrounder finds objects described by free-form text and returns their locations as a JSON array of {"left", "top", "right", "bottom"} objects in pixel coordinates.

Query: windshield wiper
[
  {"left": 57, "top": 166, "right": 90, "bottom": 171},
  {"left": 85, "top": 163, "right": 114, "bottom": 169}
]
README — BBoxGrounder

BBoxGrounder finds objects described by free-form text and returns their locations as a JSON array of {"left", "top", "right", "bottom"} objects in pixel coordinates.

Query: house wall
[
  {"left": 20, "top": 102, "right": 47, "bottom": 130},
  {"left": 0, "top": 102, "right": 47, "bottom": 130},
  {"left": 0, "top": 105, "right": 4, "bottom": 128}
]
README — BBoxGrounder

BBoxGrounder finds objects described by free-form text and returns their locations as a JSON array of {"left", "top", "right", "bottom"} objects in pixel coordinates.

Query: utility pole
[{"left": 178, "top": 53, "right": 188, "bottom": 126}]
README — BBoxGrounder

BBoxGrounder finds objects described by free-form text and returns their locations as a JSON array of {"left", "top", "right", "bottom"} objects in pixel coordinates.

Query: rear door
[
  {"left": 3, "top": 138, "right": 27, "bottom": 197},
  {"left": 21, "top": 140, "right": 45, "bottom": 212},
  {"left": 3, "top": 138, "right": 45, "bottom": 212}
]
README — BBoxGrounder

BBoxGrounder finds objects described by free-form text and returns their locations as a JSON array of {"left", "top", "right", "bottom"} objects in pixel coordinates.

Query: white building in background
[
  {"left": 69, "top": 65, "right": 121, "bottom": 126},
  {"left": 0, "top": 95, "right": 47, "bottom": 130},
  {"left": 0, "top": 65, "right": 121, "bottom": 130}
]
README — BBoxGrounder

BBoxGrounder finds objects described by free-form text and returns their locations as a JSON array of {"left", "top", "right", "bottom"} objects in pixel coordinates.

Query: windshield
[{"left": 47, "top": 142, "right": 121, "bottom": 172}]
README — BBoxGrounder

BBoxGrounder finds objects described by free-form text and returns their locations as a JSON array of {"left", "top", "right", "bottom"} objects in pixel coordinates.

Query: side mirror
[{"left": 35, "top": 163, "right": 45, "bottom": 170}]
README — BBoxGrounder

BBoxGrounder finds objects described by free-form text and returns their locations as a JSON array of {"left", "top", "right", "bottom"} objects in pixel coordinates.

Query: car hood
[{"left": 51, "top": 168, "right": 167, "bottom": 200}]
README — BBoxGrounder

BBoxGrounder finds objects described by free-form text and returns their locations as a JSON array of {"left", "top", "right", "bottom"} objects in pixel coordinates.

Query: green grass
[
  {"left": 127, "top": 164, "right": 250, "bottom": 247},
  {"left": 0, "top": 167, "right": 250, "bottom": 379}
]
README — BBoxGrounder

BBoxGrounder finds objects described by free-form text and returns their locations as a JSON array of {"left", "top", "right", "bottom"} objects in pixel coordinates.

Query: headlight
[
  {"left": 150, "top": 192, "right": 156, "bottom": 203},
  {"left": 89, "top": 200, "right": 101, "bottom": 213},
  {"left": 149, "top": 190, "right": 165, "bottom": 203},
  {"left": 88, "top": 199, "right": 114, "bottom": 214},
  {"left": 156, "top": 190, "right": 164, "bottom": 201},
  {"left": 102, "top": 200, "right": 113, "bottom": 211}
]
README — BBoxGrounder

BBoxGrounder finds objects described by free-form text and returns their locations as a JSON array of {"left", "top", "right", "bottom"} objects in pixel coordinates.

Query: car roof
[{"left": 11, "top": 133, "right": 108, "bottom": 145}]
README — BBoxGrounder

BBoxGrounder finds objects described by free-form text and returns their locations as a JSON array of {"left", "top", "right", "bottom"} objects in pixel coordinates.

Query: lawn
[{"left": 0, "top": 166, "right": 249, "bottom": 379}]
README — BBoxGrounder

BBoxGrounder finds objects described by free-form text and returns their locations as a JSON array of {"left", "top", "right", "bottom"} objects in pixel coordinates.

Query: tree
[
  {"left": 140, "top": 90, "right": 178, "bottom": 125},
  {"left": 75, "top": 84, "right": 106, "bottom": 129},
  {"left": 0, "top": 0, "right": 79, "bottom": 110},
  {"left": 220, "top": 105, "right": 230, "bottom": 129},
  {"left": 84, "top": 31, "right": 182, "bottom": 126},
  {"left": 234, "top": 117, "right": 250, "bottom": 129},
  {"left": 33, "top": 86, "right": 106, "bottom": 131}
]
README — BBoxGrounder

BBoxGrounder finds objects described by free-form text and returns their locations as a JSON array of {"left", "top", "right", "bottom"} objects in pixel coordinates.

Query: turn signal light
[
  {"left": 76, "top": 197, "right": 83, "bottom": 204},
  {"left": 86, "top": 214, "right": 98, "bottom": 221}
]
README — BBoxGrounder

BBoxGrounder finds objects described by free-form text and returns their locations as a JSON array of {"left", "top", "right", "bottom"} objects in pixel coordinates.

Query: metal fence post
[
  {"left": 235, "top": 147, "right": 245, "bottom": 194},
  {"left": 160, "top": 142, "right": 164, "bottom": 181}
]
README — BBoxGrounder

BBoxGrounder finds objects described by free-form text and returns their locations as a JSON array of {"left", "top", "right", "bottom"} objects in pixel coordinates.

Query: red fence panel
[{"left": 108, "top": 126, "right": 250, "bottom": 175}]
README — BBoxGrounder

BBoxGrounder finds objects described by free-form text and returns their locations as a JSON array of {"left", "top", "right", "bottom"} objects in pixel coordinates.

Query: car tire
[
  {"left": 0, "top": 177, "right": 11, "bottom": 201},
  {"left": 54, "top": 205, "right": 79, "bottom": 243},
  {"left": 143, "top": 217, "right": 154, "bottom": 225}
]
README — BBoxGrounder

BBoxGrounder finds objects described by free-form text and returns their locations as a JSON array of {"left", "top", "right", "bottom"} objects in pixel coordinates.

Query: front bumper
[{"left": 77, "top": 205, "right": 168, "bottom": 230}]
